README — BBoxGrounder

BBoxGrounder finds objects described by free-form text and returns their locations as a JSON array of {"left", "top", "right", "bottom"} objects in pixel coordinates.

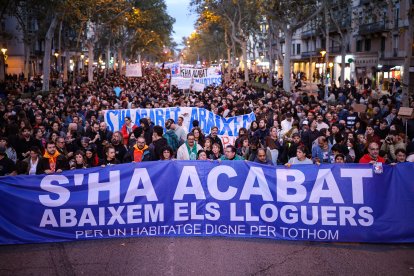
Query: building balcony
[
  {"left": 301, "top": 51, "right": 318, "bottom": 59},
  {"left": 301, "top": 30, "right": 317, "bottom": 39},
  {"left": 359, "top": 21, "right": 386, "bottom": 35},
  {"left": 329, "top": 46, "right": 342, "bottom": 54},
  {"left": 381, "top": 49, "right": 406, "bottom": 59}
]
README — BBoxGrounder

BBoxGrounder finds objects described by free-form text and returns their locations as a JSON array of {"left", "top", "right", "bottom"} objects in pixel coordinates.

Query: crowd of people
[{"left": 0, "top": 67, "right": 413, "bottom": 176}]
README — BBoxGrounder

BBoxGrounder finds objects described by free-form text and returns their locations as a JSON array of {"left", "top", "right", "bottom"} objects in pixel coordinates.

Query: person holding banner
[
  {"left": 124, "top": 137, "right": 151, "bottom": 163},
  {"left": 177, "top": 133, "right": 202, "bottom": 160},
  {"left": 286, "top": 146, "right": 313, "bottom": 165},
  {"left": 359, "top": 142, "right": 385, "bottom": 164},
  {"left": 36, "top": 141, "right": 69, "bottom": 174},
  {"left": 220, "top": 145, "right": 244, "bottom": 161},
  {"left": 121, "top": 117, "right": 137, "bottom": 145},
  {"left": 99, "top": 146, "right": 120, "bottom": 166},
  {"left": 207, "top": 126, "right": 223, "bottom": 154}
]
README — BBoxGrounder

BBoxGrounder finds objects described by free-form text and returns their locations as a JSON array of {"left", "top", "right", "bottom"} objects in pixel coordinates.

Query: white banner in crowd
[
  {"left": 171, "top": 78, "right": 192, "bottom": 89},
  {"left": 104, "top": 107, "right": 255, "bottom": 147},
  {"left": 192, "top": 81, "right": 205, "bottom": 92},
  {"left": 125, "top": 63, "right": 143, "bottom": 77},
  {"left": 170, "top": 66, "right": 222, "bottom": 87}
]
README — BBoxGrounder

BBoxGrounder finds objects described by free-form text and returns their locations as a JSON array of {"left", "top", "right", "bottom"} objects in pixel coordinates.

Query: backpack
[{"left": 163, "top": 130, "right": 180, "bottom": 152}]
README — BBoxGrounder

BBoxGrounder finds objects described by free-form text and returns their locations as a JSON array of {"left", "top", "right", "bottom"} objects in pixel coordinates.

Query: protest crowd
[{"left": 0, "top": 66, "right": 414, "bottom": 177}]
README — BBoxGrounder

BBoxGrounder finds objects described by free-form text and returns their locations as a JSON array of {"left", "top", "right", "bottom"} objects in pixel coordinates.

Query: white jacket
[{"left": 177, "top": 143, "right": 203, "bottom": 160}]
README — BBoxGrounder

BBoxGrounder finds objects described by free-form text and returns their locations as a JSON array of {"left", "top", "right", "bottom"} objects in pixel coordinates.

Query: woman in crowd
[
  {"left": 286, "top": 146, "right": 313, "bottom": 165},
  {"left": 160, "top": 146, "right": 174, "bottom": 160},
  {"left": 203, "top": 137, "right": 213, "bottom": 157},
  {"left": 85, "top": 147, "right": 99, "bottom": 167},
  {"left": 192, "top": 127, "right": 205, "bottom": 147},
  {"left": 70, "top": 150, "right": 89, "bottom": 170},
  {"left": 197, "top": 150, "right": 208, "bottom": 160},
  {"left": 23, "top": 146, "right": 41, "bottom": 175},
  {"left": 209, "top": 143, "right": 222, "bottom": 160}
]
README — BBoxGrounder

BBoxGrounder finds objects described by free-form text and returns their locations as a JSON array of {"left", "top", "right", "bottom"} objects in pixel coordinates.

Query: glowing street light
[
  {"left": 320, "top": 50, "right": 326, "bottom": 57},
  {"left": 80, "top": 54, "right": 85, "bottom": 60}
]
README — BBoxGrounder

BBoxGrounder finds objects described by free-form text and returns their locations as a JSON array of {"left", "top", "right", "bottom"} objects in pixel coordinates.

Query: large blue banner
[
  {"left": 1, "top": 162, "right": 414, "bottom": 245},
  {"left": 104, "top": 107, "right": 256, "bottom": 136}
]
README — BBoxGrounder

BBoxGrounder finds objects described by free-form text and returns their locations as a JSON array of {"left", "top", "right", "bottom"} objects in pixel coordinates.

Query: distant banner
[
  {"left": 172, "top": 67, "right": 222, "bottom": 86},
  {"left": 170, "top": 77, "right": 192, "bottom": 89},
  {"left": 104, "top": 107, "right": 255, "bottom": 138},
  {"left": 126, "top": 63, "right": 143, "bottom": 77},
  {"left": 164, "top": 62, "right": 180, "bottom": 76},
  {"left": 192, "top": 81, "right": 205, "bottom": 92},
  {"left": 1, "top": 162, "right": 414, "bottom": 244}
]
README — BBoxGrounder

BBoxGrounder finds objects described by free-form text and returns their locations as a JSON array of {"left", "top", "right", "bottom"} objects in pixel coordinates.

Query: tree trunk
[
  {"left": 402, "top": 8, "right": 413, "bottom": 107},
  {"left": 88, "top": 42, "right": 94, "bottom": 83},
  {"left": 0, "top": 54, "right": 5, "bottom": 81},
  {"left": 63, "top": 51, "right": 69, "bottom": 82},
  {"left": 57, "top": 20, "right": 62, "bottom": 73},
  {"left": 106, "top": 43, "right": 111, "bottom": 69},
  {"left": 267, "top": 21, "right": 274, "bottom": 87},
  {"left": 24, "top": 42, "right": 30, "bottom": 79},
  {"left": 340, "top": 43, "right": 346, "bottom": 88},
  {"left": 42, "top": 15, "right": 58, "bottom": 92},
  {"left": 242, "top": 40, "right": 249, "bottom": 82},
  {"left": 283, "top": 28, "right": 292, "bottom": 93},
  {"left": 324, "top": 6, "right": 330, "bottom": 100},
  {"left": 118, "top": 47, "right": 123, "bottom": 75}
]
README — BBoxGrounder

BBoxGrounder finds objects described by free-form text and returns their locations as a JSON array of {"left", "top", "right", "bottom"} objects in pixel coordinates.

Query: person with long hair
[
  {"left": 191, "top": 127, "right": 205, "bottom": 147},
  {"left": 70, "top": 150, "right": 89, "bottom": 170},
  {"left": 160, "top": 146, "right": 174, "bottom": 160},
  {"left": 209, "top": 143, "right": 222, "bottom": 160},
  {"left": 203, "top": 137, "right": 213, "bottom": 157},
  {"left": 85, "top": 147, "right": 100, "bottom": 167}
]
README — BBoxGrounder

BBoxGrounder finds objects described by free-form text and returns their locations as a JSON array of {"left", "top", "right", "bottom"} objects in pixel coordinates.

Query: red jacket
[
  {"left": 121, "top": 124, "right": 138, "bottom": 145},
  {"left": 359, "top": 154, "right": 385, "bottom": 164}
]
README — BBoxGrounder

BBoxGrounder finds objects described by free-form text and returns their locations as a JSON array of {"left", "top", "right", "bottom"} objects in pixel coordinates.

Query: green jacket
[{"left": 220, "top": 154, "right": 244, "bottom": 161}]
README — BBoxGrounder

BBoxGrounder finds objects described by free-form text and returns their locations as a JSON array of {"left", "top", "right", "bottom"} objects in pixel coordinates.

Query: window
[
  {"left": 356, "top": 40, "right": 363, "bottom": 52},
  {"left": 297, "top": 44, "right": 301, "bottom": 54},
  {"left": 381, "top": 37, "right": 386, "bottom": 52},
  {"left": 365, "top": 39, "right": 371, "bottom": 51}
]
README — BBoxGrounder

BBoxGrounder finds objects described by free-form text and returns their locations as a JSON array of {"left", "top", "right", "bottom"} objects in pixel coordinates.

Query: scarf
[
  {"left": 133, "top": 144, "right": 148, "bottom": 162},
  {"left": 186, "top": 142, "right": 198, "bottom": 160},
  {"left": 44, "top": 151, "right": 60, "bottom": 172}
]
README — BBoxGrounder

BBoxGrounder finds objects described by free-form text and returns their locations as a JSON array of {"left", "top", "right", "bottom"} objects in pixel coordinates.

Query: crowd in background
[{"left": 0, "top": 67, "right": 413, "bottom": 176}]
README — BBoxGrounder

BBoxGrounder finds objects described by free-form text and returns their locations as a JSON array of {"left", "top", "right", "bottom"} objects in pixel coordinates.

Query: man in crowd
[
  {"left": 36, "top": 141, "right": 69, "bottom": 174},
  {"left": 150, "top": 126, "right": 168, "bottom": 161},
  {"left": 359, "top": 142, "right": 385, "bottom": 164},
  {"left": 0, "top": 147, "right": 16, "bottom": 176},
  {"left": 207, "top": 126, "right": 223, "bottom": 154},
  {"left": 124, "top": 137, "right": 151, "bottom": 162},
  {"left": 177, "top": 133, "right": 202, "bottom": 160},
  {"left": 221, "top": 145, "right": 244, "bottom": 160}
]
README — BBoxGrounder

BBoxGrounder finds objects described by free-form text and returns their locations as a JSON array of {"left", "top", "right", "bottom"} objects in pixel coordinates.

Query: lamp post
[
  {"left": 320, "top": 50, "right": 328, "bottom": 100},
  {"left": 54, "top": 52, "right": 59, "bottom": 74},
  {"left": 1, "top": 47, "right": 7, "bottom": 80}
]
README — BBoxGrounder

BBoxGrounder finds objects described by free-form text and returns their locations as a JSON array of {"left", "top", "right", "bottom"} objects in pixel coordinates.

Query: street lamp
[
  {"left": 1, "top": 48, "right": 7, "bottom": 58},
  {"left": 1, "top": 47, "right": 7, "bottom": 79},
  {"left": 320, "top": 50, "right": 328, "bottom": 100},
  {"left": 54, "top": 52, "right": 59, "bottom": 73}
]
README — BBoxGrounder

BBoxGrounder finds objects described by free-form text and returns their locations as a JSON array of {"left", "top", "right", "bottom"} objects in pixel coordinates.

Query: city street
[{"left": 1, "top": 237, "right": 414, "bottom": 275}]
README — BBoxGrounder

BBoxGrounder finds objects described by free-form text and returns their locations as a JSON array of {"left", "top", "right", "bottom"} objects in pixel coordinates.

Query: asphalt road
[{"left": 1, "top": 237, "right": 413, "bottom": 275}]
